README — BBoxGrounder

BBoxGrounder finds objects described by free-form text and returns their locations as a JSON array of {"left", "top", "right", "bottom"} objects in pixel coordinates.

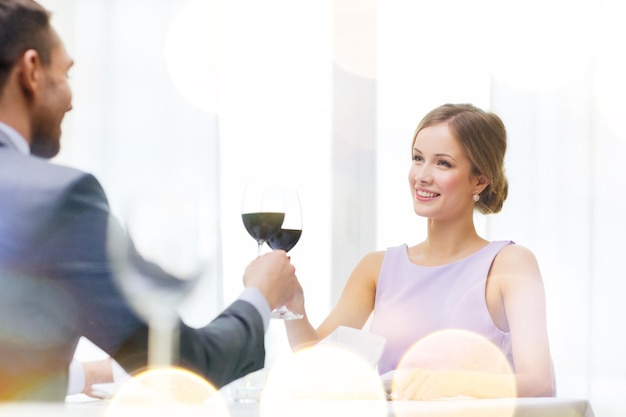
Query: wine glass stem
[
  {"left": 257, "top": 241, "right": 264, "bottom": 257},
  {"left": 148, "top": 315, "right": 178, "bottom": 368}
]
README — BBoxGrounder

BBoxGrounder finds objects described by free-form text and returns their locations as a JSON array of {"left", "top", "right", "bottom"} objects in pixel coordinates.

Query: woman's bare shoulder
[
  {"left": 491, "top": 242, "right": 542, "bottom": 282},
  {"left": 361, "top": 250, "right": 386, "bottom": 263},
  {"left": 496, "top": 243, "right": 539, "bottom": 265},
  {"left": 352, "top": 250, "right": 386, "bottom": 276}
]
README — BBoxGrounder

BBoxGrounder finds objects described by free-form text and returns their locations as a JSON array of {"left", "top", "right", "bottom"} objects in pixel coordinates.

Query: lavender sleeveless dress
[{"left": 369, "top": 241, "right": 514, "bottom": 375}]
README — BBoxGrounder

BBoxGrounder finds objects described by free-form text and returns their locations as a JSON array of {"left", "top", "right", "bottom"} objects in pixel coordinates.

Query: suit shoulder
[
  {"left": 11, "top": 153, "right": 100, "bottom": 190},
  {"left": 2, "top": 150, "right": 87, "bottom": 178},
  {"left": 0, "top": 152, "right": 107, "bottom": 207}
]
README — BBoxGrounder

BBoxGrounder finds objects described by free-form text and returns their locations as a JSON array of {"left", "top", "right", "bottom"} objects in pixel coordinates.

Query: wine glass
[
  {"left": 110, "top": 187, "right": 209, "bottom": 368},
  {"left": 241, "top": 179, "right": 285, "bottom": 257},
  {"left": 241, "top": 179, "right": 302, "bottom": 320},
  {"left": 266, "top": 189, "right": 304, "bottom": 320}
]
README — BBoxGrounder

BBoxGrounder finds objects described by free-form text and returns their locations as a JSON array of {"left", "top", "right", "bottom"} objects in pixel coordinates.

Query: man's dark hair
[{"left": 0, "top": 0, "right": 54, "bottom": 91}]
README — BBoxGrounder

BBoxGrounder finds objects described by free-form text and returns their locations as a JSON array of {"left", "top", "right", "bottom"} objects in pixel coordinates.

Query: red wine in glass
[
  {"left": 241, "top": 179, "right": 285, "bottom": 256},
  {"left": 265, "top": 189, "right": 303, "bottom": 320},
  {"left": 267, "top": 228, "right": 302, "bottom": 252},
  {"left": 242, "top": 212, "right": 285, "bottom": 254}
]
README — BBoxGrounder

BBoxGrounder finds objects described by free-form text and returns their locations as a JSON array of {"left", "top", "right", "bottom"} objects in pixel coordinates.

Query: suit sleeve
[
  {"left": 178, "top": 299, "right": 266, "bottom": 388},
  {"left": 55, "top": 173, "right": 266, "bottom": 388},
  {"left": 114, "top": 299, "right": 266, "bottom": 389},
  {"left": 40, "top": 172, "right": 145, "bottom": 354}
]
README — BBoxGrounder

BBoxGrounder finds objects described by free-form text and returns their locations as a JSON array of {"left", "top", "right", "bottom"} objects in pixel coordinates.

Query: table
[
  {"left": 0, "top": 397, "right": 594, "bottom": 417},
  {"left": 389, "top": 398, "right": 595, "bottom": 417}
]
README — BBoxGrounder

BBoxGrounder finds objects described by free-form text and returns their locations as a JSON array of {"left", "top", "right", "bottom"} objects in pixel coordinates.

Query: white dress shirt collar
[{"left": 0, "top": 122, "right": 30, "bottom": 155}]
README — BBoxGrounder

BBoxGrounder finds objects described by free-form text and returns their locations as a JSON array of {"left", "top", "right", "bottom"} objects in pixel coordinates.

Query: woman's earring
[{"left": 473, "top": 193, "right": 480, "bottom": 202}]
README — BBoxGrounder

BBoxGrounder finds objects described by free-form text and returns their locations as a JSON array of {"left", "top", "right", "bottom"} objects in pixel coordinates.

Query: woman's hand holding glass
[{"left": 282, "top": 276, "right": 305, "bottom": 318}]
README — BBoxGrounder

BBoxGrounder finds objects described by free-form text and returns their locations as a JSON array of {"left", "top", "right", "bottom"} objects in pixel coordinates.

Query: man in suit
[{"left": 0, "top": 0, "right": 298, "bottom": 400}]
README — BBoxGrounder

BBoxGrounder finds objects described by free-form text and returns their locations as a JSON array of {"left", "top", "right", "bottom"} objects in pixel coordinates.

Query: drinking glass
[
  {"left": 241, "top": 179, "right": 285, "bottom": 256},
  {"left": 266, "top": 189, "right": 303, "bottom": 320},
  {"left": 111, "top": 188, "right": 209, "bottom": 368},
  {"left": 241, "top": 180, "right": 302, "bottom": 320}
]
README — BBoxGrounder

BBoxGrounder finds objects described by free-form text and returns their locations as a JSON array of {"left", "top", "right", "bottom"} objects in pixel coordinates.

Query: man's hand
[
  {"left": 243, "top": 250, "right": 298, "bottom": 310},
  {"left": 81, "top": 358, "right": 114, "bottom": 398}
]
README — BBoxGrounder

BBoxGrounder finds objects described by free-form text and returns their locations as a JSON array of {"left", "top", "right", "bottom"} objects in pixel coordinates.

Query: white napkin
[{"left": 317, "top": 326, "right": 386, "bottom": 368}]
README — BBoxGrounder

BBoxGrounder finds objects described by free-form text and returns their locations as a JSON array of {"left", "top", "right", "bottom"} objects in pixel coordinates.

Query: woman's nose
[{"left": 414, "top": 164, "right": 432, "bottom": 184}]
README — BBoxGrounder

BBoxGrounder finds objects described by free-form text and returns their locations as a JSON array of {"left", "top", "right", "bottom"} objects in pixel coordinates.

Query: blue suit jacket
[{"left": 0, "top": 131, "right": 265, "bottom": 400}]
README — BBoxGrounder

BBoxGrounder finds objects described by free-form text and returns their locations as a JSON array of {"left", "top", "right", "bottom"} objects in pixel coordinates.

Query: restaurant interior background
[{"left": 39, "top": 0, "right": 624, "bottom": 415}]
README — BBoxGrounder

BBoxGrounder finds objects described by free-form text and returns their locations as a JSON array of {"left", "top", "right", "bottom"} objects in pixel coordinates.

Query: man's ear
[{"left": 17, "top": 50, "right": 42, "bottom": 96}]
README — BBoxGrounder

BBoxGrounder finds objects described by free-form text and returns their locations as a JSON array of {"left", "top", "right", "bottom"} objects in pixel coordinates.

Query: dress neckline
[{"left": 402, "top": 241, "right": 503, "bottom": 268}]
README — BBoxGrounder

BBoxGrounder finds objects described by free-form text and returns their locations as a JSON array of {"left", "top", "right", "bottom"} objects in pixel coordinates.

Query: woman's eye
[
  {"left": 437, "top": 160, "right": 452, "bottom": 167},
  {"left": 412, "top": 155, "right": 423, "bottom": 162}
]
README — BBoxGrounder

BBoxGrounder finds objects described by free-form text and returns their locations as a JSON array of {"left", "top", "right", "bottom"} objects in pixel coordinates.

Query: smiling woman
[{"left": 283, "top": 103, "right": 555, "bottom": 399}]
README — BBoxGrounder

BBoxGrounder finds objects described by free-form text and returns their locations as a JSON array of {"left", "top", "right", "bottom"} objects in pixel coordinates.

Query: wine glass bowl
[
  {"left": 241, "top": 180, "right": 285, "bottom": 256},
  {"left": 242, "top": 212, "right": 285, "bottom": 255},
  {"left": 266, "top": 189, "right": 302, "bottom": 253},
  {"left": 266, "top": 228, "right": 302, "bottom": 253}
]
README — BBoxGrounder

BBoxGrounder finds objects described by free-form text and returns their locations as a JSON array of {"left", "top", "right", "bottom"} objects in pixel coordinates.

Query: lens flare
[
  {"left": 333, "top": 0, "right": 376, "bottom": 79},
  {"left": 392, "top": 329, "right": 516, "bottom": 417},
  {"left": 260, "top": 344, "right": 387, "bottom": 417},
  {"left": 105, "top": 367, "right": 228, "bottom": 417},
  {"left": 164, "top": 0, "right": 218, "bottom": 114},
  {"left": 467, "top": 0, "right": 596, "bottom": 91}
]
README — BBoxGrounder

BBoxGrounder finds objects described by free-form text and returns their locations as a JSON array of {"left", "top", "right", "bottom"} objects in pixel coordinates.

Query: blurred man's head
[{"left": 0, "top": 0, "right": 73, "bottom": 158}]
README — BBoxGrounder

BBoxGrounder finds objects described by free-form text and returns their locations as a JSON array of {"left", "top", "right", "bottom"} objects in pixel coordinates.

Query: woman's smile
[{"left": 415, "top": 188, "right": 440, "bottom": 201}]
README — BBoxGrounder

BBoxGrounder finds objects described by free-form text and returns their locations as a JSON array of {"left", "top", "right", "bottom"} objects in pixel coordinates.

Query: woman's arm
[
  {"left": 284, "top": 251, "right": 383, "bottom": 351},
  {"left": 493, "top": 244, "right": 555, "bottom": 397},
  {"left": 393, "top": 368, "right": 517, "bottom": 400}
]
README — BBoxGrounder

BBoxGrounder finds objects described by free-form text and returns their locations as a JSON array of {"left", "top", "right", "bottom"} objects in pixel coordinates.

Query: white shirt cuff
[
  {"left": 66, "top": 358, "right": 85, "bottom": 395},
  {"left": 237, "top": 287, "right": 271, "bottom": 332}
]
